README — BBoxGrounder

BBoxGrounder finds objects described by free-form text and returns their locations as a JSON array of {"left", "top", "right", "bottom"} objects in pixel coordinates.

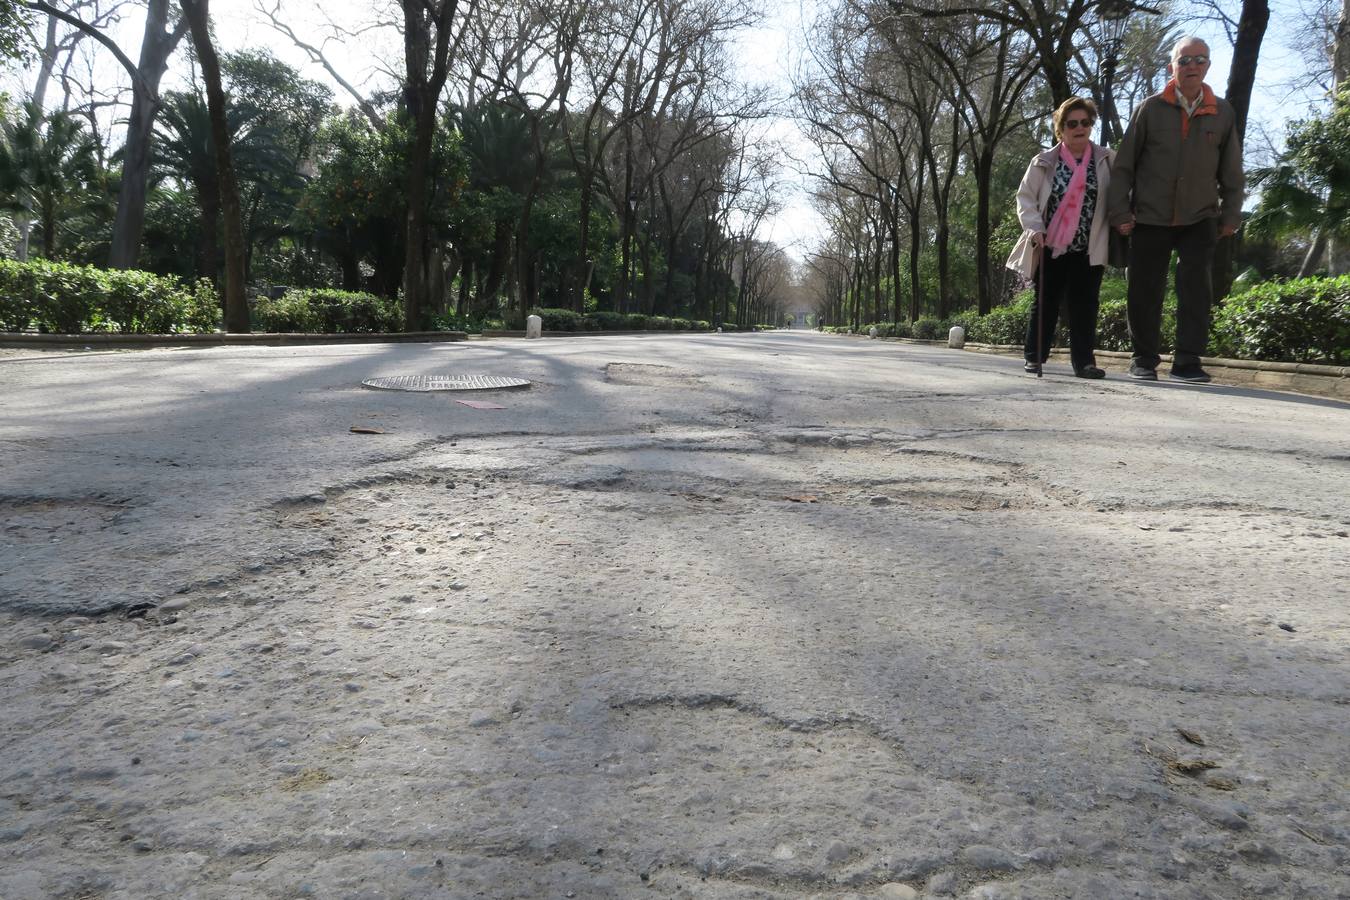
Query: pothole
[
  {"left": 604, "top": 362, "right": 701, "bottom": 385},
  {"left": 1, "top": 496, "right": 129, "bottom": 542}
]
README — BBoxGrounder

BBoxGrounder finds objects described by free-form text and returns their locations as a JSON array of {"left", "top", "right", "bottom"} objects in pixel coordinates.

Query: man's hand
[
  {"left": 1220, "top": 223, "right": 1237, "bottom": 238},
  {"left": 1115, "top": 219, "right": 1135, "bottom": 236}
]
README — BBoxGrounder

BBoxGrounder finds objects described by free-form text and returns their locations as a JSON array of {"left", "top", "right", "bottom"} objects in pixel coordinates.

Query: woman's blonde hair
[{"left": 1052, "top": 97, "right": 1098, "bottom": 141}]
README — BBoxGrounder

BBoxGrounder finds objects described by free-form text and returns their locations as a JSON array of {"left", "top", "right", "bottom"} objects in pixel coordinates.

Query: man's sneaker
[
  {"left": 1169, "top": 365, "right": 1212, "bottom": 383},
  {"left": 1128, "top": 364, "right": 1158, "bottom": 380}
]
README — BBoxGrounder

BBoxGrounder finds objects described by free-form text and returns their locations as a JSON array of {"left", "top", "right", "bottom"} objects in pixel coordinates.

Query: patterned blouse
[{"left": 1043, "top": 149, "right": 1097, "bottom": 253}]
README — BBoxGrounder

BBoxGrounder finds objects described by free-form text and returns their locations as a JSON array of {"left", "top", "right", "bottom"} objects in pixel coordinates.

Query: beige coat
[{"left": 1005, "top": 144, "right": 1116, "bottom": 279}]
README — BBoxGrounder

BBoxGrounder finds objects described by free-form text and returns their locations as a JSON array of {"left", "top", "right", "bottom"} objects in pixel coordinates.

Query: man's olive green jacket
[{"left": 1106, "top": 81, "right": 1244, "bottom": 230}]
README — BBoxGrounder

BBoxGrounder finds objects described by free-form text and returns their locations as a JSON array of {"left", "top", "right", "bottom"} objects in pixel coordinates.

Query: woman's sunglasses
[{"left": 1063, "top": 117, "right": 1094, "bottom": 130}]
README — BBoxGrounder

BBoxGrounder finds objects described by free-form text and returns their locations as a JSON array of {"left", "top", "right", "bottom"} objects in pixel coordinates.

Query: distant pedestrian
[
  {"left": 1007, "top": 96, "right": 1115, "bottom": 378},
  {"left": 1106, "top": 36, "right": 1245, "bottom": 383}
]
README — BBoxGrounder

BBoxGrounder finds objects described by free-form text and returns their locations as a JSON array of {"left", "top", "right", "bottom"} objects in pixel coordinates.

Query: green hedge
[
  {"left": 0, "top": 258, "right": 219, "bottom": 334},
  {"left": 912, "top": 316, "right": 944, "bottom": 340},
  {"left": 529, "top": 308, "right": 709, "bottom": 332},
  {"left": 254, "top": 288, "right": 403, "bottom": 333},
  {"left": 1212, "top": 276, "right": 1350, "bottom": 364},
  {"left": 851, "top": 275, "right": 1183, "bottom": 353},
  {"left": 849, "top": 271, "right": 1350, "bottom": 364}
]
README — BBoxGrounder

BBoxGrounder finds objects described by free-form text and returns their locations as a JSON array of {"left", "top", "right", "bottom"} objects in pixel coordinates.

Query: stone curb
[
  {"left": 841, "top": 332, "right": 1349, "bottom": 401},
  {"left": 0, "top": 330, "right": 469, "bottom": 348}
]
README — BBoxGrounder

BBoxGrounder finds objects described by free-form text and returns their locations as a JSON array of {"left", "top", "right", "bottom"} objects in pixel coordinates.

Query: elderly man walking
[{"left": 1107, "top": 37, "right": 1245, "bottom": 383}]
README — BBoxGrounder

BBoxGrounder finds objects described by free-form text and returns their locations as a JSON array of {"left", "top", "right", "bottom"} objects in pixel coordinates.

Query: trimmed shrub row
[
  {"left": 849, "top": 276, "right": 1182, "bottom": 355},
  {"left": 530, "top": 308, "right": 710, "bottom": 332},
  {"left": 253, "top": 288, "right": 404, "bottom": 333},
  {"left": 0, "top": 258, "right": 219, "bottom": 334},
  {"left": 851, "top": 275, "right": 1349, "bottom": 365},
  {"left": 1211, "top": 276, "right": 1350, "bottom": 364}
]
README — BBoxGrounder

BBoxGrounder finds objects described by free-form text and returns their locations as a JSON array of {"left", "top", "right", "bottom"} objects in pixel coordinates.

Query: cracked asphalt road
[{"left": 1, "top": 332, "right": 1348, "bottom": 899}]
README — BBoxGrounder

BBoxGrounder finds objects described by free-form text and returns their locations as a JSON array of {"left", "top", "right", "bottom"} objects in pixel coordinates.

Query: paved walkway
[{"left": 2, "top": 333, "right": 1346, "bottom": 898}]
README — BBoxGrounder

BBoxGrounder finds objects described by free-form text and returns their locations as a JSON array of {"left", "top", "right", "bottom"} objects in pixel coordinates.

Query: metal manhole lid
[{"left": 361, "top": 374, "right": 531, "bottom": 392}]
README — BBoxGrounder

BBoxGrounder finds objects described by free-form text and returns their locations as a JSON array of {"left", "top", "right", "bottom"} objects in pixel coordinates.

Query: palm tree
[
  {"left": 154, "top": 90, "right": 290, "bottom": 281},
  {"left": 1248, "top": 86, "right": 1350, "bottom": 276},
  {"left": 0, "top": 102, "right": 103, "bottom": 260}
]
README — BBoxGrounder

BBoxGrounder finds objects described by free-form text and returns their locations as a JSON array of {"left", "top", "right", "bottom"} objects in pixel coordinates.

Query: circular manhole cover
[{"left": 361, "top": 374, "right": 531, "bottom": 392}]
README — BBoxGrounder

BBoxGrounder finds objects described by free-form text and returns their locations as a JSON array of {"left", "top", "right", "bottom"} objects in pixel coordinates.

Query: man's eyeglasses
[
  {"left": 1175, "top": 54, "right": 1209, "bottom": 66},
  {"left": 1063, "top": 117, "right": 1094, "bottom": 130}
]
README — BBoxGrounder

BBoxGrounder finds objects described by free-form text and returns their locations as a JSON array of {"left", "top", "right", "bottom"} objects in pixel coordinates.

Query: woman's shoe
[{"left": 1074, "top": 365, "right": 1106, "bottom": 379}]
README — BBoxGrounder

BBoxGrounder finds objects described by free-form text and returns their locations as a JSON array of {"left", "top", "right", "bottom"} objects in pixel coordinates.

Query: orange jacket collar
[{"left": 1162, "top": 78, "right": 1218, "bottom": 116}]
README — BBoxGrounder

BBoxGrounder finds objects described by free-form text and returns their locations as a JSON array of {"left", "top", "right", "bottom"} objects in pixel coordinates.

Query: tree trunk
[
  {"left": 109, "top": 0, "right": 185, "bottom": 269},
  {"left": 15, "top": 208, "right": 32, "bottom": 262},
  {"left": 481, "top": 219, "right": 512, "bottom": 302},
  {"left": 573, "top": 169, "right": 595, "bottom": 312},
  {"left": 400, "top": 0, "right": 461, "bottom": 331},
  {"left": 1226, "top": 0, "right": 1269, "bottom": 143},
  {"left": 907, "top": 211, "right": 921, "bottom": 322},
  {"left": 1213, "top": 0, "right": 1270, "bottom": 302},
  {"left": 198, "top": 182, "right": 219, "bottom": 282},
  {"left": 340, "top": 250, "right": 360, "bottom": 291},
  {"left": 1298, "top": 230, "right": 1327, "bottom": 277},
  {"left": 180, "top": 0, "right": 249, "bottom": 332},
  {"left": 40, "top": 196, "right": 56, "bottom": 257},
  {"left": 458, "top": 258, "right": 472, "bottom": 315},
  {"left": 975, "top": 149, "right": 995, "bottom": 314},
  {"left": 871, "top": 230, "right": 883, "bottom": 323},
  {"left": 402, "top": 111, "right": 435, "bottom": 329},
  {"left": 1336, "top": 0, "right": 1350, "bottom": 88},
  {"left": 888, "top": 211, "right": 901, "bottom": 323},
  {"left": 108, "top": 96, "right": 156, "bottom": 269},
  {"left": 31, "top": 13, "right": 57, "bottom": 109}
]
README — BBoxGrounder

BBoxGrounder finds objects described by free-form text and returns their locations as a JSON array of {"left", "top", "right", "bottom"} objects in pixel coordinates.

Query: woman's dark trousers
[{"left": 1023, "top": 249, "right": 1103, "bottom": 370}]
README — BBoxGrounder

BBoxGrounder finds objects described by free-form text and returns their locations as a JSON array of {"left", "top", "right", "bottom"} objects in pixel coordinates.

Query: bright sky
[{"left": 4, "top": 0, "right": 1330, "bottom": 261}]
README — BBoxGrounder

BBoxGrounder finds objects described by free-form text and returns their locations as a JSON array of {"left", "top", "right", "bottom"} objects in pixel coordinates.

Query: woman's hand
[{"left": 1115, "top": 219, "right": 1135, "bottom": 236}]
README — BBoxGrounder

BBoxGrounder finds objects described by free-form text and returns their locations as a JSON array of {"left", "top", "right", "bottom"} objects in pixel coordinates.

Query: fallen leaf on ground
[
  {"left": 455, "top": 399, "right": 506, "bottom": 409},
  {"left": 1168, "top": 758, "right": 1220, "bottom": 776},
  {"left": 1177, "top": 728, "right": 1207, "bottom": 746},
  {"left": 280, "top": 769, "right": 334, "bottom": 791},
  {"left": 350, "top": 425, "right": 385, "bottom": 434},
  {"left": 785, "top": 495, "right": 819, "bottom": 503}
]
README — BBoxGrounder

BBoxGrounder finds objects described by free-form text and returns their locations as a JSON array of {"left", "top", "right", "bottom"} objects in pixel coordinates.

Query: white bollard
[
  {"left": 525, "top": 314, "right": 542, "bottom": 339},
  {"left": 868, "top": 326, "right": 878, "bottom": 339},
  {"left": 948, "top": 325, "right": 965, "bottom": 349}
]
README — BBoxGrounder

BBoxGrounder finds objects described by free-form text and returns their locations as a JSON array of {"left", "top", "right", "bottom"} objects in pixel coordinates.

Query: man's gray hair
[{"left": 1171, "top": 36, "right": 1210, "bottom": 59}]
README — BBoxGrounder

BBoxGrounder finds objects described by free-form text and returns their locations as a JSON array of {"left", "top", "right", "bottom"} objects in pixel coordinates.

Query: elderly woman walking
[{"left": 1007, "top": 97, "right": 1116, "bottom": 378}]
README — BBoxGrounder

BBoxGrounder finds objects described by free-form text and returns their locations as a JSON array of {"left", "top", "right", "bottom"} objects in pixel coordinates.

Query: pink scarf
[{"left": 1045, "top": 143, "right": 1094, "bottom": 258}]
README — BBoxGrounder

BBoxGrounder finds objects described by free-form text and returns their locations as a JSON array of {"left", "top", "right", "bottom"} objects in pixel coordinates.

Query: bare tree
[
  {"left": 907, "top": 16, "right": 1039, "bottom": 312},
  {"left": 25, "top": 0, "right": 124, "bottom": 109},
  {"left": 883, "top": 0, "right": 1161, "bottom": 107},
  {"left": 255, "top": 0, "right": 387, "bottom": 130}
]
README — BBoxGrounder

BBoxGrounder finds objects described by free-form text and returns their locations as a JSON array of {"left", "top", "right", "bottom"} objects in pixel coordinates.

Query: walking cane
[{"left": 1033, "top": 242, "right": 1045, "bottom": 378}]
